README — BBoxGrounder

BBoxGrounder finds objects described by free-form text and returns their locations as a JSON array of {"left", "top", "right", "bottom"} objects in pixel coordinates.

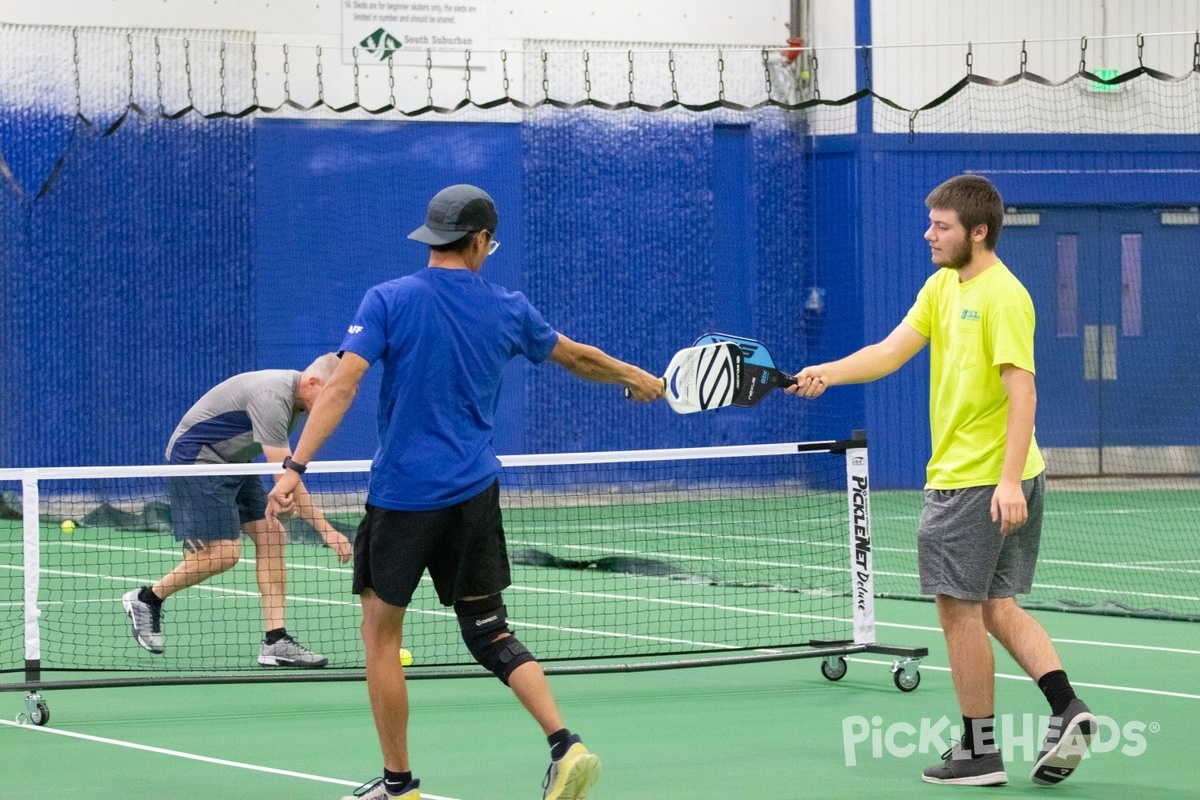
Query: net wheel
[
  {"left": 893, "top": 668, "right": 921, "bottom": 692},
  {"left": 820, "top": 656, "right": 847, "bottom": 681},
  {"left": 25, "top": 695, "right": 50, "bottom": 729}
]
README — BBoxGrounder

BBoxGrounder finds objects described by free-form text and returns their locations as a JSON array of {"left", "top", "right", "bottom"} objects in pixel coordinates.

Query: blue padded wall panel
[
  {"left": 254, "top": 120, "right": 528, "bottom": 461},
  {"left": 3, "top": 112, "right": 812, "bottom": 467},
  {"left": 805, "top": 147, "right": 868, "bottom": 443},
  {"left": 0, "top": 115, "right": 254, "bottom": 467},
  {"left": 521, "top": 110, "right": 809, "bottom": 454}
]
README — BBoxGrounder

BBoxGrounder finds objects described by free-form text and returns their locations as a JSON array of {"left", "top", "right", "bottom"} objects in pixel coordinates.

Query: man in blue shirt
[{"left": 268, "top": 184, "right": 662, "bottom": 800}]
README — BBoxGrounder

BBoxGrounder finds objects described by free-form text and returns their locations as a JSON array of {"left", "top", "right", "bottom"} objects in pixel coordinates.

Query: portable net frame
[{"left": 2, "top": 438, "right": 926, "bottom": 705}]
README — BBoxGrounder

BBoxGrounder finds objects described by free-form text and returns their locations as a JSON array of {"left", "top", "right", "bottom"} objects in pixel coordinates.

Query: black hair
[{"left": 429, "top": 227, "right": 489, "bottom": 253}]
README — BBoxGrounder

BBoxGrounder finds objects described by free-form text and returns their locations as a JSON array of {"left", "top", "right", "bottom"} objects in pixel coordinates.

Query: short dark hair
[
  {"left": 926, "top": 175, "right": 1004, "bottom": 251},
  {"left": 430, "top": 229, "right": 489, "bottom": 254}
]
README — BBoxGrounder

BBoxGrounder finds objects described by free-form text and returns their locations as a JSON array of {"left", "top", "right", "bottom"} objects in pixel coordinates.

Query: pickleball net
[{"left": 3, "top": 437, "right": 923, "bottom": 693}]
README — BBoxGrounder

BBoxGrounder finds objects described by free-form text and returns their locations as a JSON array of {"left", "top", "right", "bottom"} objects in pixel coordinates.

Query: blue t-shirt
[{"left": 340, "top": 267, "right": 559, "bottom": 511}]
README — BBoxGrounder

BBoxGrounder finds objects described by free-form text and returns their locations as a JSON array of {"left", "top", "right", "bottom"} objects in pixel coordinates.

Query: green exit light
[{"left": 1089, "top": 67, "right": 1120, "bottom": 92}]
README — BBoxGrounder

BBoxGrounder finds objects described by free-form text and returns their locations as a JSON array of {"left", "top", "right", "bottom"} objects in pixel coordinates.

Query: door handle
[
  {"left": 1084, "top": 324, "right": 1118, "bottom": 381},
  {"left": 1084, "top": 325, "right": 1099, "bottom": 380},
  {"left": 1101, "top": 324, "right": 1117, "bottom": 380}
]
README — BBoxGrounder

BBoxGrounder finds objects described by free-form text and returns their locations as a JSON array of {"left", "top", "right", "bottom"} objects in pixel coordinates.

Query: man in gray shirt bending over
[{"left": 122, "top": 354, "right": 352, "bottom": 667}]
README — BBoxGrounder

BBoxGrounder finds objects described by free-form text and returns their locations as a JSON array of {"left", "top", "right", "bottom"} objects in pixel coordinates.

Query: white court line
[
  {"left": 847, "top": 658, "right": 1200, "bottom": 700},
  {"left": 2, "top": 562, "right": 1195, "bottom": 658},
  {"left": 0, "top": 718, "right": 465, "bottom": 800},
  {"left": 0, "top": 563, "right": 351, "bottom": 606},
  {"left": 0, "top": 539, "right": 354, "bottom": 574},
  {"left": 3, "top": 544, "right": 1195, "bottom": 660},
  {"left": 869, "top": 620, "right": 1200, "bottom": 656},
  {"left": 1050, "top": 637, "right": 1200, "bottom": 656}
]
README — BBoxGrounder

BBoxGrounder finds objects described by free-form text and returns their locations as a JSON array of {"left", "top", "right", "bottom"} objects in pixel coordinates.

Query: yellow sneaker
[{"left": 542, "top": 737, "right": 601, "bottom": 800}]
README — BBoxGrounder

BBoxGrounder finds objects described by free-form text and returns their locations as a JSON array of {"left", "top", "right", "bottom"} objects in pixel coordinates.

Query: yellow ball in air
[
  {"left": 60, "top": 520, "right": 76, "bottom": 534},
  {"left": 399, "top": 647, "right": 414, "bottom": 667}
]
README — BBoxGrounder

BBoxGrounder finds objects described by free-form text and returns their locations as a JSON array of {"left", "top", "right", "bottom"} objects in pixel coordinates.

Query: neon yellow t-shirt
[{"left": 902, "top": 261, "right": 1045, "bottom": 489}]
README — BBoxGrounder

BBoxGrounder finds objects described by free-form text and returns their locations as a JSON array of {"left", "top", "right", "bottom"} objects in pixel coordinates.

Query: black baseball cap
[{"left": 407, "top": 184, "right": 498, "bottom": 246}]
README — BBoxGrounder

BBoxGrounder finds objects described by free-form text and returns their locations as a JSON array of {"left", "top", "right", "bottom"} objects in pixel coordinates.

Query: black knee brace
[{"left": 455, "top": 595, "right": 536, "bottom": 685}]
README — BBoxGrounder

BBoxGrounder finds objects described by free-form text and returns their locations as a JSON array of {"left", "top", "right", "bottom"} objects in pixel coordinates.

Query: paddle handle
[{"left": 624, "top": 377, "right": 666, "bottom": 400}]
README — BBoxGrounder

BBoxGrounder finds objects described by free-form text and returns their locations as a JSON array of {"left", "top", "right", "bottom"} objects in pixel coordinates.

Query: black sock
[
  {"left": 383, "top": 769, "right": 412, "bottom": 794},
  {"left": 1038, "top": 669, "right": 1077, "bottom": 717},
  {"left": 961, "top": 716, "right": 996, "bottom": 756},
  {"left": 138, "top": 586, "right": 163, "bottom": 606},
  {"left": 548, "top": 728, "right": 572, "bottom": 760},
  {"left": 263, "top": 627, "right": 288, "bottom": 645}
]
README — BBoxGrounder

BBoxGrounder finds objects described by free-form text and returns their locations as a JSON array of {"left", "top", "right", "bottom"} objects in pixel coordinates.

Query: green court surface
[
  {"left": 3, "top": 476, "right": 1198, "bottom": 797},
  {"left": 870, "top": 487, "right": 1200, "bottom": 620},
  {"left": 3, "top": 597, "right": 1197, "bottom": 799}
]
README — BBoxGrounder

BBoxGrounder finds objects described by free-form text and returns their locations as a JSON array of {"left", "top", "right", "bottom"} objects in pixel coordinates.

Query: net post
[
  {"left": 21, "top": 470, "right": 42, "bottom": 681},
  {"left": 843, "top": 432, "right": 876, "bottom": 645}
]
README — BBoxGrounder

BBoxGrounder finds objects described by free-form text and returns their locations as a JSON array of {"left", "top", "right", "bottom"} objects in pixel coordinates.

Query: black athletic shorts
[{"left": 351, "top": 480, "right": 510, "bottom": 608}]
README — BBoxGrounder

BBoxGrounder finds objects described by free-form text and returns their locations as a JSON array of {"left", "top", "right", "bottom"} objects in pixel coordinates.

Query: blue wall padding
[
  {"left": 0, "top": 115, "right": 254, "bottom": 467},
  {"left": 7, "top": 107, "right": 1200, "bottom": 492},
  {"left": 1, "top": 110, "right": 815, "bottom": 469},
  {"left": 254, "top": 119, "right": 530, "bottom": 460},
  {"left": 255, "top": 111, "right": 813, "bottom": 462},
  {"left": 520, "top": 109, "right": 810, "bottom": 455}
]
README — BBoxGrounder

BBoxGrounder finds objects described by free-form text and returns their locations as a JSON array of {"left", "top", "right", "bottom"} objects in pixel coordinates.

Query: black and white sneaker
[
  {"left": 122, "top": 588, "right": 165, "bottom": 654},
  {"left": 258, "top": 634, "right": 328, "bottom": 668},
  {"left": 922, "top": 740, "right": 1007, "bottom": 786},
  {"left": 1032, "top": 698, "right": 1096, "bottom": 785},
  {"left": 339, "top": 776, "right": 420, "bottom": 799}
]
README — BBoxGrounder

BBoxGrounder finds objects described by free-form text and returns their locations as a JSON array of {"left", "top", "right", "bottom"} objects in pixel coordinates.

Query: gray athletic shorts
[{"left": 917, "top": 473, "right": 1045, "bottom": 602}]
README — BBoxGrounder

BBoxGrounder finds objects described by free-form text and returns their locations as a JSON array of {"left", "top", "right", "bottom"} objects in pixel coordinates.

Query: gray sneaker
[
  {"left": 1032, "top": 698, "right": 1096, "bottom": 785},
  {"left": 922, "top": 740, "right": 1007, "bottom": 786},
  {"left": 258, "top": 634, "right": 328, "bottom": 668},
  {"left": 122, "top": 588, "right": 164, "bottom": 654}
]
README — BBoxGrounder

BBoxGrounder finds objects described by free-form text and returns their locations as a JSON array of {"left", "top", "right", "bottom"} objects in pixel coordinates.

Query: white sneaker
[{"left": 340, "top": 777, "right": 420, "bottom": 799}]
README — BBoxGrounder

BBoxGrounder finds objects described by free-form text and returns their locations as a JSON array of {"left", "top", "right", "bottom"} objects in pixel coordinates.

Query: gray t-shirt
[{"left": 166, "top": 370, "right": 303, "bottom": 465}]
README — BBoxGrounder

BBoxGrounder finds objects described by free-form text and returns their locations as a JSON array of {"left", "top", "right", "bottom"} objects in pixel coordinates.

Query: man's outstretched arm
[
  {"left": 787, "top": 322, "right": 928, "bottom": 399},
  {"left": 548, "top": 334, "right": 664, "bottom": 402}
]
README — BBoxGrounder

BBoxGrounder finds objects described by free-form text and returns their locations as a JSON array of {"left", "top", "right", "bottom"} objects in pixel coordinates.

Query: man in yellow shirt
[{"left": 789, "top": 175, "right": 1095, "bottom": 787}]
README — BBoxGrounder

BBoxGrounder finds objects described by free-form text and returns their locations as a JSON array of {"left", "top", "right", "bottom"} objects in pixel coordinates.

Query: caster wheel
[
  {"left": 820, "top": 656, "right": 848, "bottom": 682},
  {"left": 893, "top": 668, "right": 920, "bottom": 692}
]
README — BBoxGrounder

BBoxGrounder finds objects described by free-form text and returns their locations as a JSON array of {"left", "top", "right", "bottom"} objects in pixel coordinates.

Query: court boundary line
[
  {"left": 0, "top": 718, "right": 465, "bottom": 800},
  {"left": 871, "top": 619, "right": 1200, "bottom": 656},
  {"left": 2, "top": 564, "right": 1195, "bottom": 659},
  {"left": 848, "top": 657, "right": 1200, "bottom": 700}
]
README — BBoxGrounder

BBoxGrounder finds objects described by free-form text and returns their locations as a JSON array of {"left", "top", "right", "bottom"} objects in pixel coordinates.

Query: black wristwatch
[{"left": 282, "top": 455, "right": 307, "bottom": 475}]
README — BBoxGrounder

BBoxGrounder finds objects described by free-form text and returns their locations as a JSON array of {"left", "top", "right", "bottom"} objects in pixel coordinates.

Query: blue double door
[{"left": 1002, "top": 207, "right": 1200, "bottom": 475}]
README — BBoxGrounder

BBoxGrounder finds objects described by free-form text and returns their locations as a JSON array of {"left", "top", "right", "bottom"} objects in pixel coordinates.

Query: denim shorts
[{"left": 167, "top": 474, "right": 266, "bottom": 542}]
